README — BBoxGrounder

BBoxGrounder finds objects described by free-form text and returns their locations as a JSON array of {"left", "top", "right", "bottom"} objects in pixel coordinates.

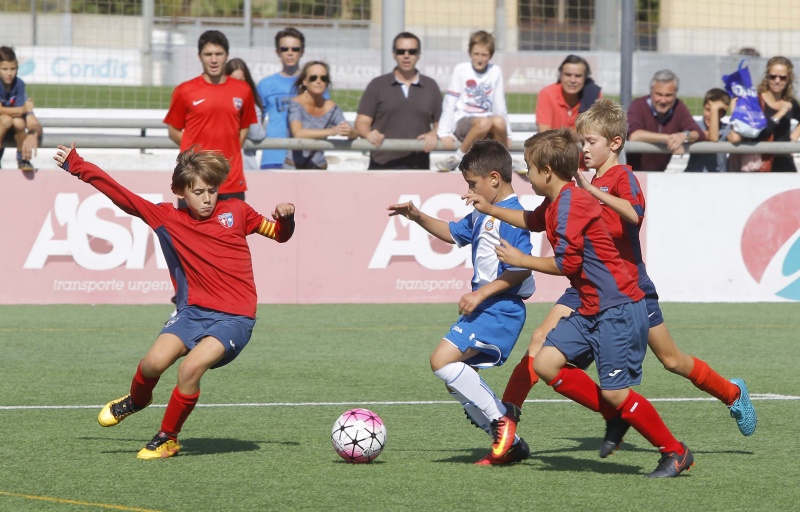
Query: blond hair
[{"left": 575, "top": 97, "right": 627, "bottom": 151}]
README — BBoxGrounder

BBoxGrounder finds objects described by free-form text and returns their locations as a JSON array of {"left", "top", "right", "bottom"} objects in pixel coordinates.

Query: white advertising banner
[
  {"left": 15, "top": 46, "right": 142, "bottom": 86},
  {"left": 646, "top": 173, "right": 800, "bottom": 302}
]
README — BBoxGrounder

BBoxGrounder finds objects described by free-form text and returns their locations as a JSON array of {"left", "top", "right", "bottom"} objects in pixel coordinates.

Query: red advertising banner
[{"left": 3, "top": 169, "right": 648, "bottom": 305}]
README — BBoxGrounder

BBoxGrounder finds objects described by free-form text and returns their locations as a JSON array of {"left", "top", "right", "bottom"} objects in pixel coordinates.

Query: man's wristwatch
[{"left": 683, "top": 130, "right": 691, "bottom": 143}]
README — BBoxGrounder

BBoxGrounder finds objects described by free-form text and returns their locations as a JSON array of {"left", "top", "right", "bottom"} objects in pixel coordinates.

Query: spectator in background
[
  {"left": 164, "top": 30, "right": 256, "bottom": 199},
  {"left": 733, "top": 56, "right": 800, "bottom": 172},
  {"left": 684, "top": 88, "right": 731, "bottom": 172},
  {"left": 436, "top": 30, "right": 512, "bottom": 173},
  {"left": 356, "top": 32, "right": 441, "bottom": 170},
  {"left": 535, "top": 54, "right": 602, "bottom": 132},
  {"left": 0, "top": 45, "right": 42, "bottom": 172},
  {"left": 288, "top": 61, "right": 355, "bottom": 170},
  {"left": 225, "top": 58, "right": 266, "bottom": 170},
  {"left": 258, "top": 28, "right": 320, "bottom": 170},
  {"left": 627, "top": 69, "right": 704, "bottom": 172}
]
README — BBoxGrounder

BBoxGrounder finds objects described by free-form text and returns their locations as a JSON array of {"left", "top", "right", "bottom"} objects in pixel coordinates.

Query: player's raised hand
[
  {"left": 53, "top": 143, "right": 76, "bottom": 168},
  {"left": 462, "top": 192, "right": 493, "bottom": 214},
  {"left": 574, "top": 170, "right": 592, "bottom": 189},
  {"left": 272, "top": 203, "right": 295, "bottom": 218},
  {"left": 495, "top": 238, "right": 525, "bottom": 267},
  {"left": 387, "top": 200, "right": 421, "bottom": 221}
]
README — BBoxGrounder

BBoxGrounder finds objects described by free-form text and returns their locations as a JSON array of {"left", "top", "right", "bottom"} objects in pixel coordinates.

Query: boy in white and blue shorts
[{"left": 387, "top": 139, "right": 534, "bottom": 466}]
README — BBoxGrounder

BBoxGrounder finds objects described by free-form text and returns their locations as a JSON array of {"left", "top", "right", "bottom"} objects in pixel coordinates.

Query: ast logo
[{"left": 741, "top": 190, "right": 800, "bottom": 300}]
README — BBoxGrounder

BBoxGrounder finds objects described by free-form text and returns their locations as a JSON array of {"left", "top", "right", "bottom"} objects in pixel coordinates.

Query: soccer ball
[{"left": 331, "top": 408, "right": 387, "bottom": 463}]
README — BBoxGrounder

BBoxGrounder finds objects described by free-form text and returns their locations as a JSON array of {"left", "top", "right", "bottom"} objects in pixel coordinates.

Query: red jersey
[
  {"left": 525, "top": 182, "right": 643, "bottom": 315},
  {"left": 164, "top": 76, "right": 256, "bottom": 195},
  {"left": 591, "top": 165, "right": 657, "bottom": 296},
  {"left": 63, "top": 150, "right": 294, "bottom": 318}
]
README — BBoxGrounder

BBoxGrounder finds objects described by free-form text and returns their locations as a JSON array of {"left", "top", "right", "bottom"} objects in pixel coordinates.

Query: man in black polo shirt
[{"left": 356, "top": 32, "right": 442, "bottom": 170}]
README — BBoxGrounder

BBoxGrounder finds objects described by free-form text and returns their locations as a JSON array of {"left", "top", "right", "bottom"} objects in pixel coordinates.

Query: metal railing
[{"left": 3, "top": 117, "right": 797, "bottom": 155}]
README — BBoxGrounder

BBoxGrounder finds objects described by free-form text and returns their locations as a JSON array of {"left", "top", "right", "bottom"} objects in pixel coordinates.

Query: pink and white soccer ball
[{"left": 331, "top": 408, "right": 387, "bottom": 463}]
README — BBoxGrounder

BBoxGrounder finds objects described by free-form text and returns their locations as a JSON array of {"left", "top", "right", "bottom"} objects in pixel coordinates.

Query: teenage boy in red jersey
[
  {"left": 164, "top": 30, "right": 256, "bottom": 199},
  {"left": 498, "top": 99, "right": 756, "bottom": 457},
  {"left": 54, "top": 143, "right": 295, "bottom": 459},
  {"left": 465, "top": 128, "right": 694, "bottom": 477}
]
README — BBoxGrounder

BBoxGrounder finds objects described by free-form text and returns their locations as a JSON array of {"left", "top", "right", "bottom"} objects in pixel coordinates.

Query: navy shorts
[
  {"left": 644, "top": 293, "right": 664, "bottom": 328},
  {"left": 443, "top": 295, "right": 526, "bottom": 369},
  {"left": 544, "top": 300, "right": 649, "bottom": 390},
  {"left": 555, "top": 287, "right": 581, "bottom": 310},
  {"left": 557, "top": 287, "right": 664, "bottom": 329},
  {"left": 161, "top": 306, "right": 256, "bottom": 369}
]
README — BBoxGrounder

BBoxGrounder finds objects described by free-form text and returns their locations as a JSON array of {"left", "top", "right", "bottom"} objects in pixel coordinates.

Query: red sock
[
  {"left": 130, "top": 362, "right": 159, "bottom": 408},
  {"left": 547, "top": 367, "right": 617, "bottom": 420},
  {"left": 160, "top": 387, "right": 199, "bottom": 438},
  {"left": 687, "top": 357, "right": 739, "bottom": 406},
  {"left": 618, "top": 390, "right": 682, "bottom": 453},
  {"left": 502, "top": 355, "right": 539, "bottom": 409}
]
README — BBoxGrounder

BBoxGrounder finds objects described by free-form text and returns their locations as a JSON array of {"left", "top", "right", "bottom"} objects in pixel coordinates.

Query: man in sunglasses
[
  {"left": 257, "top": 27, "right": 326, "bottom": 170},
  {"left": 626, "top": 69, "right": 704, "bottom": 171},
  {"left": 356, "top": 32, "right": 442, "bottom": 170}
]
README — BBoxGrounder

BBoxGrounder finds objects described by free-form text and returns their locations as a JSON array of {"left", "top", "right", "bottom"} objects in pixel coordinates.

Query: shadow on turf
[
  {"left": 435, "top": 448, "right": 645, "bottom": 475},
  {"left": 88, "top": 436, "right": 297, "bottom": 456}
]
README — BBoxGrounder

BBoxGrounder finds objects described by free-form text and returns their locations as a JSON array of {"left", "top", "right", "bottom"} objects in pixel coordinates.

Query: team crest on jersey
[
  {"left": 218, "top": 212, "right": 234, "bottom": 228},
  {"left": 484, "top": 219, "right": 495, "bottom": 231},
  {"left": 233, "top": 97, "right": 243, "bottom": 111}
]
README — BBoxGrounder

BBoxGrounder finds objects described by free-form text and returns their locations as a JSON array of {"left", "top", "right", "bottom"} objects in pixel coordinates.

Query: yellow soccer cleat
[
  {"left": 97, "top": 394, "right": 150, "bottom": 427},
  {"left": 137, "top": 432, "right": 181, "bottom": 460}
]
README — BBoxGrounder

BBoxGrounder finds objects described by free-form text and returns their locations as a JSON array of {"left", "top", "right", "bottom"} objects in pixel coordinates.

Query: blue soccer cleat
[{"left": 729, "top": 378, "right": 757, "bottom": 436}]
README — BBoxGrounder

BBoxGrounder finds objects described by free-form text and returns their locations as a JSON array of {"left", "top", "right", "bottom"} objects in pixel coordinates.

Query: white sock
[
  {"left": 434, "top": 362, "right": 506, "bottom": 420},
  {"left": 455, "top": 148, "right": 466, "bottom": 160}
]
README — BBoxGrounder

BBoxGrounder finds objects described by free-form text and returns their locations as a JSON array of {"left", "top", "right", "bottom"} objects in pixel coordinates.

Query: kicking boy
[
  {"left": 0, "top": 46, "right": 42, "bottom": 172},
  {"left": 465, "top": 128, "right": 694, "bottom": 477},
  {"left": 388, "top": 139, "right": 534, "bottom": 465},
  {"left": 54, "top": 143, "right": 295, "bottom": 459},
  {"left": 499, "top": 98, "right": 755, "bottom": 457},
  {"left": 436, "top": 31, "right": 512, "bottom": 172}
]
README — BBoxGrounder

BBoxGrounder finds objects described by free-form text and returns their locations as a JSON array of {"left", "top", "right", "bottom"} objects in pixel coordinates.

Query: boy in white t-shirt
[{"left": 437, "top": 31, "right": 513, "bottom": 172}]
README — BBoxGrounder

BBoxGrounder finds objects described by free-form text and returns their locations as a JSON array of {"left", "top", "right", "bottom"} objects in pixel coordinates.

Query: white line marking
[{"left": 0, "top": 393, "right": 795, "bottom": 411}]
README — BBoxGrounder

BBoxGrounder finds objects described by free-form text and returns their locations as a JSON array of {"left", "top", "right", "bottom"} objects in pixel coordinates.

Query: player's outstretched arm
[
  {"left": 496, "top": 239, "right": 562, "bottom": 275},
  {"left": 387, "top": 200, "right": 453, "bottom": 243},
  {"left": 462, "top": 193, "right": 528, "bottom": 229}
]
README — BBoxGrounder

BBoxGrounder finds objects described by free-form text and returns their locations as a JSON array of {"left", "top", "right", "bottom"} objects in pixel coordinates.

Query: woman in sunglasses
[
  {"left": 731, "top": 56, "right": 800, "bottom": 171},
  {"left": 287, "top": 61, "right": 356, "bottom": 169}
]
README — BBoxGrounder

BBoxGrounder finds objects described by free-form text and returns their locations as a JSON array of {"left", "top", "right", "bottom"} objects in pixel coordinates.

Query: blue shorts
[
  {"left": 544, "top": 300, "right": 649, "bottom": 390},
  {"left": 557, "top": 287, "right": 664, "bottom": 329},
  {"left": 443, "top": 295, "right": 526, "bottom": 369},
  {"left": 161, "top": 306, "right": 256, "bottom": 369}
]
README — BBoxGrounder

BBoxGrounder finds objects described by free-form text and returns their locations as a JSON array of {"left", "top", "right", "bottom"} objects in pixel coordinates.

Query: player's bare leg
[{"left": 648, "top": 322, "right": 756, "bottom": 435}]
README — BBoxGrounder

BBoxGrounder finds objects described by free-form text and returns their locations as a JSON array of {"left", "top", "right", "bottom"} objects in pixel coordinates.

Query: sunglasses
[
  {"left": 768, "top": 74, "right": 789, "bottom": 82},
  {"left": 394, "top": 48, "right": 419, "bottom": 56},
  {"left": 308, "top": 74, "right": 329, "bottom": 83},
  {"left": 279, "top": 46, "right": 302, "bottom": 53}
]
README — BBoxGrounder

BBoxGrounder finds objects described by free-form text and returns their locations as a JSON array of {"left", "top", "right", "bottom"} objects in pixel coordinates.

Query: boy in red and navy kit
[
  {"left": 498, "top": 99, "right": 755, "bottom": 457},
  {"left": 54, "top": 143, "right": 294, "bottom": 459},
  {"left": 164, "top": 30, "right": 256, "bottom": 199},
  {"left": 465, "top": 128, "right": 693, "bottom": 477}
]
